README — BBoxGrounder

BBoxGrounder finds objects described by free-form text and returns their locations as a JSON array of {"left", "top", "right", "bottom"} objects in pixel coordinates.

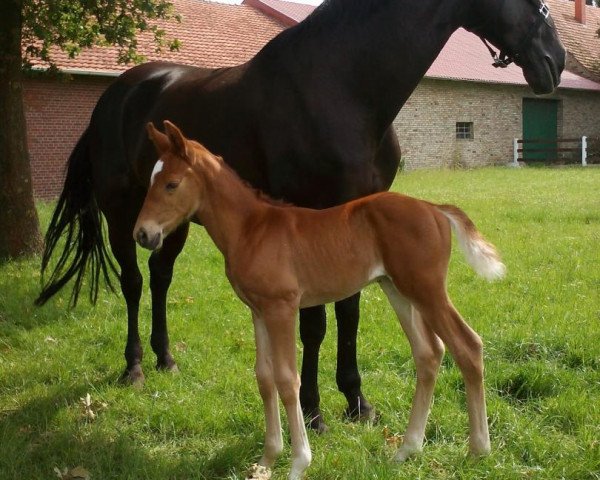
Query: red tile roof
[
  {"left": 242, "top": 0, "right": 316, "bottom": 26},
  {"left": 30, "top": 0, "right": 285, "bottom": 75},
  {"left": 427, "top": 27, "right": 600, "bottom": 91},
  {"left": 546, "top": 0, "right": 600, "bottom": 80}
]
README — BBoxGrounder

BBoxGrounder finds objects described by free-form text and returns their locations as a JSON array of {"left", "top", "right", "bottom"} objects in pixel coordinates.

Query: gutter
[{"left": 30, "top": 65, "right": 123, "bottom": 77}]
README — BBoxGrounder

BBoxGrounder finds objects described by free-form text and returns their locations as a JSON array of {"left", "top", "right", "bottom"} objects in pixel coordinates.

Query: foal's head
[{"left": 134, "top": 120, "right": 215, "bottom": 250}]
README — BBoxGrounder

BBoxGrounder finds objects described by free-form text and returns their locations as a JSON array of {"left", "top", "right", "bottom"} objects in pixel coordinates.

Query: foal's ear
[
  {"left": 146, "top": 122, "right": 170, "bottom": 154},
  {"left": 163, "top": 120, "right": 190, "bottom": 162}
]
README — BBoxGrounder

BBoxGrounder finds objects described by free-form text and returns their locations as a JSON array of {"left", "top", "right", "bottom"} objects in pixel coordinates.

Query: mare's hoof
[
  {"left": 119, "top": 365, "right": 145, "bottom": 388},
  {"left": 344, "top": 404, "right": 379, "bottom": 424},
  {"left": 245, "top": 463, "right": 271, "bottom": 480},
  {"left": 304, "top": 411, "right": 329, "bottom": 434},
  {"left": 156, "top": 360, "right": 179, "bottom": 373}
]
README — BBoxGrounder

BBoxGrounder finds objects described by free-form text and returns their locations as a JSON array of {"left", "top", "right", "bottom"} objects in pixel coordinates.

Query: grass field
[{"left": 0, "top": 167, "right": 598, "bottom": 479}]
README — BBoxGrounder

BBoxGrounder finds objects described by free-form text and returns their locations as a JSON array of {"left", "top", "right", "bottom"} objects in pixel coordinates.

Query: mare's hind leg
[
  {"left": 379, "top": 278, "right": 444, "bottom": 461},
  {"left": 148, "top": 222, "right": 189, "bottom": 372},
  {"left": 299, "top": 304, "right": 328, "bottom": 433},
  {"left": 335, "top": 293, "right": 375, "bottom": 422},
  {"left": 107, "top": 217, "right": 145, "bottom": 386}
]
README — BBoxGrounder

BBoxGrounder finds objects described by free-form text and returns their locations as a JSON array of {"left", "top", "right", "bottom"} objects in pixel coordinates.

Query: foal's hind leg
[
  {"left": 335, "top": 293, "right": 375, "bottom": 422},
  {"left": 379, "top": 278, "right": 444, "bottom": 461},
  {"left": 148, "top": 222, "right": 189, "bottom": 372},
  {"left": 418, "top": 297, "right": 491, "bottom": 456}
]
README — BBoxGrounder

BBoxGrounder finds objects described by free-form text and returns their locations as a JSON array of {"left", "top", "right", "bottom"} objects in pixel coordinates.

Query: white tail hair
[{"left": 435, "top": 205, "right": 506, "bottom": 281}]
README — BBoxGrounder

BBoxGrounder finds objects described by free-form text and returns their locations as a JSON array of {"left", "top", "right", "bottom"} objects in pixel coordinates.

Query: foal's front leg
[
  {"left": 380, "top": 279, "right": 445, "bottom": 461},
  {"left": 253, "top": 315, "right": 283, "bottom": 472},
  {"left": 264, "top": 305, "right": 311, "bottom": 480}
]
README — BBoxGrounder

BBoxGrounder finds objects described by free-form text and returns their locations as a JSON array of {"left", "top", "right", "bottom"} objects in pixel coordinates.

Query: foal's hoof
[
  {"left": 393, "top": 444, "right": 422, "bottom": 463},
  {"left": 119, "top": 365, "right": 145, "bottom": 388},
  {"left": 245, "top": 463, "right": 271, "bottom": 480}
]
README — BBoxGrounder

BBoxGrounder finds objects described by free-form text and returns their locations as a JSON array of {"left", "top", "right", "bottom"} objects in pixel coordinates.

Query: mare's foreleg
[
  {"left": 380, "top": 279, "right": 444, "bottom": 461},
  {"left": 299, "top": 304, "right": 327, "bottom": 432},
  {"left": 107, "top": 218, "right": 144, "bottom": 385},
  {"left": 335, "top": 292, "right": 375, "bottom": 422},
  {"left": 148, "top": 222, "right": 189, "bottom": 372}
]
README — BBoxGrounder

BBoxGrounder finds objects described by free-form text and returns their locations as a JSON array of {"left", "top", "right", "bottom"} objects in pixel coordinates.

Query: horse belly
[{"left": 296, "top": 253, "right": 378, "bottom": 309}]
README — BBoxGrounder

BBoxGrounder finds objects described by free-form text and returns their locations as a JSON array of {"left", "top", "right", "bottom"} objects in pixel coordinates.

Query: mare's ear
[
  {"left": 163, "top": 120, "right": 190, "bottom": 163},
  {"left": 146, "top": 122, "right": 170, "bottom": 154}
]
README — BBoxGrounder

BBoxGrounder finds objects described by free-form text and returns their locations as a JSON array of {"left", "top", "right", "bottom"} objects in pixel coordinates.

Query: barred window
[{"left": 456, "top": 122, "right": 474, "bottom": 140}]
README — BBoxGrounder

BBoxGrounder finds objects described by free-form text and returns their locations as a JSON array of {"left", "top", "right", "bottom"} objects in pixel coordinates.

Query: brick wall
[
  {"left": 23, "top": 75, "right": 113, "bottom": 200},
  {"left": 393, "top": 78, "right": 600, "bottom": 170}
]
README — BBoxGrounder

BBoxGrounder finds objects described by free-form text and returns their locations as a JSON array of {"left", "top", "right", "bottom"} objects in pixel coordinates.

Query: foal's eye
[{"left": 165, "top": 181, "right": 180, "bottom": 192}]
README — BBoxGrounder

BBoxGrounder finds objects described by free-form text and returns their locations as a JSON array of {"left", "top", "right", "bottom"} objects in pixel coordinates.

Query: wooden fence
[{"left": 513, "top": 136, "right": 588, "bottom": 166}]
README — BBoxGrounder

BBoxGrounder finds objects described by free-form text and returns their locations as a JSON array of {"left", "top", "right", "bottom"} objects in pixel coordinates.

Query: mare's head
[
  {"left": 134, "top": 120, "right": 212, "bottom": 250},
  {"left": 466, "top": 0, "right": 565, "bottom": 94}
]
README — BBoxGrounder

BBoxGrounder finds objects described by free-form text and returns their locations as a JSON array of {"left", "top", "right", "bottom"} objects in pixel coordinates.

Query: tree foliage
[
  {"left": 0, "top": 0, "right": 180, "bottom": 261},
  {"left": 22, "top": 0, "right": 181, "bottom": 68}
]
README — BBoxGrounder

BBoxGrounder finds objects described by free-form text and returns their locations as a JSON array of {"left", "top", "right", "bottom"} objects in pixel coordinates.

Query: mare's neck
[
  {"left": 194, "top": 158, "right": 266, "bottom": 255},
  {"left": 258, "top": 0, "right": 472, "bottom": 134}
]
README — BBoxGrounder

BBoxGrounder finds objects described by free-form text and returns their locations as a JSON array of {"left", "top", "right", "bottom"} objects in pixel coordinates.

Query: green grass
[{"left": 1, "top": 167, "right": 599, "bottom": 479}]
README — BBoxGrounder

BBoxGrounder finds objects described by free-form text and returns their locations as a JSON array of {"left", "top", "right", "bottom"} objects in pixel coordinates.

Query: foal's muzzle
[{"left": 135, "top": 226, "right": 163, "bottom": 251}]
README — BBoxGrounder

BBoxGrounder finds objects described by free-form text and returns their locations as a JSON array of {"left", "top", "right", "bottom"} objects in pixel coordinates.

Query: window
[{"left": 456, "top": 122, "right": 474, "bottom": 140}]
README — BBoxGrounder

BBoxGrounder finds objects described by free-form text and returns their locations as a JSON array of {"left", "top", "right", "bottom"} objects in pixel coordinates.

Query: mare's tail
[
  {"left": 435, "top": 204, "right": 506, "bottom": 281},
  {"left": 35, "top": 128, "right": 119, "bottom": 307}
]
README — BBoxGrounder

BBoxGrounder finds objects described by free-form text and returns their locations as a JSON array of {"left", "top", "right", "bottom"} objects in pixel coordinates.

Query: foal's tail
[
  {"left": 35, "top": 128, "right": 118, "bottom": 308},
  {"left": 435, "top": 204, "right": 506, "bottom": 281}
]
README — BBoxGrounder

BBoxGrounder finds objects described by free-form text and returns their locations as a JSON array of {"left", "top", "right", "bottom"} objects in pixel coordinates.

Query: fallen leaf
[
  {"left": 245, "top": 463, "right": 271, "bottom": 480},
  {"left": 79, "top": 393, "right": 107, "bottom": 422},
  {"left": 54, "top": 466, "right": 90, "bottom": 480},
  {"left": 382, "top": 425, "right": 403, "bottom": 448},
  {"left": 69, "top": 466, "right": 91, "bottom": 479}
]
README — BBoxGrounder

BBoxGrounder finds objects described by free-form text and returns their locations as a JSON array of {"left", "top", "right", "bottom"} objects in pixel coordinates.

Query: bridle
[{"left": 467, "top": 0, "right": 552, "bottom": 68}]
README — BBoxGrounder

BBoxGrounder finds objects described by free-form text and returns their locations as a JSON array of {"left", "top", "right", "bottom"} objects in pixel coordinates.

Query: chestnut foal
[{"left": 134, "top": 121, "right": 505, "bottom": 479}]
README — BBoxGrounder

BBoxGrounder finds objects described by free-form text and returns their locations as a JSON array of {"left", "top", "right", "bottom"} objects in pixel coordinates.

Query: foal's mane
[{"left": 190, "top": 140, "right": 291, "bottom": 208}]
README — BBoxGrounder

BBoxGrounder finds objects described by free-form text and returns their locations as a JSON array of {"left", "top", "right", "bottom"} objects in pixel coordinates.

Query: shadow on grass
[{"left": 0, "top": 372, "right": 261, "bottom": 479}]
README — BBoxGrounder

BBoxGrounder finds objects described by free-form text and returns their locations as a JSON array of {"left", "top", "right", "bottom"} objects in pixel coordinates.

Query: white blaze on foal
[{"left": 150, "top": 159, "right": 164, "bottom": 186}]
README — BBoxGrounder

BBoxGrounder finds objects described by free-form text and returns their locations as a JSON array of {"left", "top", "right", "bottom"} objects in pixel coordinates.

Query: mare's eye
[{"left": 166, "top": 181, "right": 180, "bottom": 192}]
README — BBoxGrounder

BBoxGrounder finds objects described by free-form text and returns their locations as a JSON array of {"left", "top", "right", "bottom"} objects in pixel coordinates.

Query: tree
[{"left": 0, "top": 0, "right": 180, "bottom": 261}]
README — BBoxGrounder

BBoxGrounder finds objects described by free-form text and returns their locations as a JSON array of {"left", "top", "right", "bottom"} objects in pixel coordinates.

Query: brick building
[{"left": 24, "top": 0, "right": 600, "bottom": 198}]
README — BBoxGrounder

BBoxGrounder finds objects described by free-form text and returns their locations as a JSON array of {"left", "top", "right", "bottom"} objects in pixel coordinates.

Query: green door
[{"left": 522, "top": 98, "right": 558, "bottom": 161}]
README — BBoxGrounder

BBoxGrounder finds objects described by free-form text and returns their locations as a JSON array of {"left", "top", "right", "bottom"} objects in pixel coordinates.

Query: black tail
[{"left": 35, "top": 128, "right": 119, "bottom": 307}]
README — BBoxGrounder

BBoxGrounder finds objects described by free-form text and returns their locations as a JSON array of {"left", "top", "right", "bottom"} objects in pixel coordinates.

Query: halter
[{"left": 471, "top": 0, "right": 552, "bottom": 68}]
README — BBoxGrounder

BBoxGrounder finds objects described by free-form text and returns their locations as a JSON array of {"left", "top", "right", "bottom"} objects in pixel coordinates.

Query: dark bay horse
[
  {"left": 37, "top": 0, "right": 565, "bottom": 432},
  {"left": 135, "top": 120, "right": 506, "bottom": 477}
]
